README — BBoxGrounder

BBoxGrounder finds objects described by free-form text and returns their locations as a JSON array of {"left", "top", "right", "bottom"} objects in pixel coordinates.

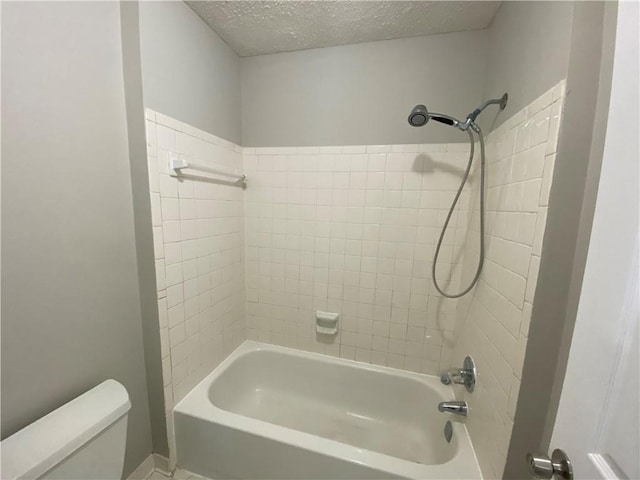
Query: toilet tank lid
[{"left": 1, "top": 379, "right": 131, "bottom": 480}]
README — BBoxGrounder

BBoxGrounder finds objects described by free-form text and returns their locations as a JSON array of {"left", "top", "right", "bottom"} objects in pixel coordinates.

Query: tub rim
[{"left": 174, "top": 340, "right": 482, "bottom": 479}]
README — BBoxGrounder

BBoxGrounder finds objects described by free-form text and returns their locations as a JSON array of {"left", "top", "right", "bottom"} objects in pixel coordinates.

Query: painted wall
[
  {"left": 1, "top": 2, "right": 152, "bottom": 476},
  {"left": 505, "top": 3, "right": 615, "bottom": 476},
  {"left": 139, "top": 1, "right": 242, "bottom": 145},
  {"left": 550, "top": 4, "right": 639, "bottom": 476},
  {"left": 481, "top": 1, "right": 573, "bottom": 130},
  {"left": 240, "top": 2, "right": 575, "bottom": 149},
  {"left": 240, "top": 31, "right": 488, "bottom": 147},
  {"left": 120, "top": 1, "right": 169, "bottom": 457}
]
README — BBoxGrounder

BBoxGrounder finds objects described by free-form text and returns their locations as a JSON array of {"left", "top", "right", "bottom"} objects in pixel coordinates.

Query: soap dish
[{"left": 316, "top": 311, "right": 339, "bottom": 335}]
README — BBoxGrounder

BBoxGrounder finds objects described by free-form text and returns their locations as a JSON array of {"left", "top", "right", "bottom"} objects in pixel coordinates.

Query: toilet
[{"left": 1, "top": 379, "right": 131, "bottom": 480}]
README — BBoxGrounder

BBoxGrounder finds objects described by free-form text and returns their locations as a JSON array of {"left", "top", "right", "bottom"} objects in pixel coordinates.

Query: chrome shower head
[
  {"left": 409, "top": 105, "right": 460, "bottom": 129},
  {"left": 408, "top": 105, "right": 429, "bottom": 127},
  {"left": 409, "top": 93, "right": 509, "bottom": 132}
]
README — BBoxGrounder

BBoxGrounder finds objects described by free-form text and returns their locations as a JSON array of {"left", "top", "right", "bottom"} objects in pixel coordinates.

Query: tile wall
[
  {"left": 145, "top": 110, "right": 245, "bottom": 465},
  {"left": 243, "top": 143, "right": 474, "bottom": 373},
  {"left": 450, "top": 81, "right": 565, "bottom": 478}
]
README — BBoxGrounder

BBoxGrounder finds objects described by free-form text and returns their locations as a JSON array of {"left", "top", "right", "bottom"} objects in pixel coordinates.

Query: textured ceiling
[{"left": 186, "top": 1, "right": 502, "bottom": 57}]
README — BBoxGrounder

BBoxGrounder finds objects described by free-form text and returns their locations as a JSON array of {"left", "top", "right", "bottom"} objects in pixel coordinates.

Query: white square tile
[
  {"left": 159, "top": 175, "right": 178, "bottom": 198},
  {"left": 161, "top": 198, "right": 180, "bottom": 221},
  {"left": 166, "top": 263, "right": 183, "bottom": 287},
  {"left": 163, "top": 221, "right": 181, "bottom": 243},
  {"left": 155, "top": 260, "right": 166, "bottom": 291},
  {"left": 167, "top": 284, "right": 184, "bottom": 308}
]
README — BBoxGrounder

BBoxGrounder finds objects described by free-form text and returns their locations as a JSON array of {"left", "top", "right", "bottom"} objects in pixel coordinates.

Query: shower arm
[{"left": 463, "top": 93, "right": 509, "bottom": 126}]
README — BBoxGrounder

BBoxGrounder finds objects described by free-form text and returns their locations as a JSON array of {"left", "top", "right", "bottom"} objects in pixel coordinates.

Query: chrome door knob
[
  {"left": 527, "top": 453, "right": 554, "bottom": 479},
  {"left": 526, "top": 449, "right": 573, "bottom": 480}
]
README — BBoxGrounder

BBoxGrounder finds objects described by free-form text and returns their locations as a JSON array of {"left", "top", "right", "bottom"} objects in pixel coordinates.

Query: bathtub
[{"left": 174, "top": 341, "right": 481, "bottom": 479}]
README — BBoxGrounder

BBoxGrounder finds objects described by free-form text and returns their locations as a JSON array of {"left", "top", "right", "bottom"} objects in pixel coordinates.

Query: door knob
[{"left": 526, "top": 449, "right": 573, "bottom": 480}]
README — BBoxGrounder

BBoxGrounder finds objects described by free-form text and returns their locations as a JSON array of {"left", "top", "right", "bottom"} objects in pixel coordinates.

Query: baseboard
[
  {"left": 125, "top": 454, "right": 154, "bottom": 480},
  {"left": 152, "top": 453, "right": 171, "bottom": 476},
  {"left": 125, "top": 453, "right": 171, "bottom": 480}
]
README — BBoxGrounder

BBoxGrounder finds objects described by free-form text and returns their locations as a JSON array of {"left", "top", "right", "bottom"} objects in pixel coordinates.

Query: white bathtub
[{"left": 174, "top": 341, "right": 481, "bottom": 479}]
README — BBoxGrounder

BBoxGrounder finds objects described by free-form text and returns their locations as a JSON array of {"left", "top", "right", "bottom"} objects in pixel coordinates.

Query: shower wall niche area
[{"left": 145, "top": 80, "right": 565, "bottom": 478}]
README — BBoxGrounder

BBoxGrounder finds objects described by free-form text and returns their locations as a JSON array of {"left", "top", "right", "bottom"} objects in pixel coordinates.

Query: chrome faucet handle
[
  {"left": 441, "top": 356, "right": 477, "bottom": 393},
  {"left": 447, "top": 368, "right": 471, "bottom": 384}
]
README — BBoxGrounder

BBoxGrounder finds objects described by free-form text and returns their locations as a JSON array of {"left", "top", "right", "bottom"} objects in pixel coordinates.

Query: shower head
[
  {"left": 408, "top": 105, "right": 429, "bottom": 127},
  {"left": 408, "top": 105, "right": 460, "bottom": 128},
  {"left": 408, "top": 93, "right": 509, "bottom": 132}
]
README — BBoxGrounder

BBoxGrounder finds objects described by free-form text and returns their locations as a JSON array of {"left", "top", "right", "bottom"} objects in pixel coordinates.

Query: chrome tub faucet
[{"left": 438, "top": 401, "right": 468, "bottom": 416}]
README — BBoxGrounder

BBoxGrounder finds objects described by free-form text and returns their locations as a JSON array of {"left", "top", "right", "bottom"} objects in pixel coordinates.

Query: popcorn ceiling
[{"left": 186, "top": 1, "right": 501, "bottom": 57}]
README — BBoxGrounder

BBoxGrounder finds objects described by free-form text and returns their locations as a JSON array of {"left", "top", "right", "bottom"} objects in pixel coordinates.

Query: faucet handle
[
  {"left": 441, "top": 356, "right": 477, "bottom": 393},
  {"left": 447, "top": 368, "right": 470, "bottom": 385}
]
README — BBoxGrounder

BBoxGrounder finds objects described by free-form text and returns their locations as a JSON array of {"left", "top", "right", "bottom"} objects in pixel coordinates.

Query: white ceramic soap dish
[{"left": 316, "top": 311, "right": 339, "bottom": 335}]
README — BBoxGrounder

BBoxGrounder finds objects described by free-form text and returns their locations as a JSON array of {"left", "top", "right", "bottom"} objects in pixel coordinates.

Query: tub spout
[{"left": 438, "top": 401, "right": 468, "bottom": 416}]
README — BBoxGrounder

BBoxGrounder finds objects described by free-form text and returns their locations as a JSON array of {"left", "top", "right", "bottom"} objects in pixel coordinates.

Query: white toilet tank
[{"left": 1, "top": 379, "right": 131, "bottom": 480}]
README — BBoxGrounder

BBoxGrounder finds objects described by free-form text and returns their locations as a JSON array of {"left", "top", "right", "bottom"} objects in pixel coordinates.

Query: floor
[{"left": 146, "top": 468, "right": 209, "bottom": 480}]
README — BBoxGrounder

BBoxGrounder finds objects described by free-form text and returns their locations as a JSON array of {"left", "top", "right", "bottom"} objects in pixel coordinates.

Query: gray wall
[
  {"left": 504, "top": 2, "right": 616, "bottom": 477},
  {"left": 240, "top": 31, "right": 488, "bottom": 147},
  {"left": 139, "top": 1, "right": 242, "bottom": 144},
  {"left": 120, "top": 1, "right": 169, "bottom": 458},
  {"left": 1, "top": 2, "right": 152, "bottom": 476},
  {"left": 481, "top": 1, "right": 574, "bottom": 130},
  {"left": 139, "top": 1, "right": 573, "bottom": 148}
]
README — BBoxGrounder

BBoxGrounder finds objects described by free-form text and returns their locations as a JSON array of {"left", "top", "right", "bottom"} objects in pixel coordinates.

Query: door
[{"left": 532, "top": 2, "right": 639, "bottom": 479}]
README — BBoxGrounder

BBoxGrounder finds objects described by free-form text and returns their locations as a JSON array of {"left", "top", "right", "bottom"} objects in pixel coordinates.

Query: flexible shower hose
[{"left": 431, "top": 127, "right": 486, "bottom": 298}]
